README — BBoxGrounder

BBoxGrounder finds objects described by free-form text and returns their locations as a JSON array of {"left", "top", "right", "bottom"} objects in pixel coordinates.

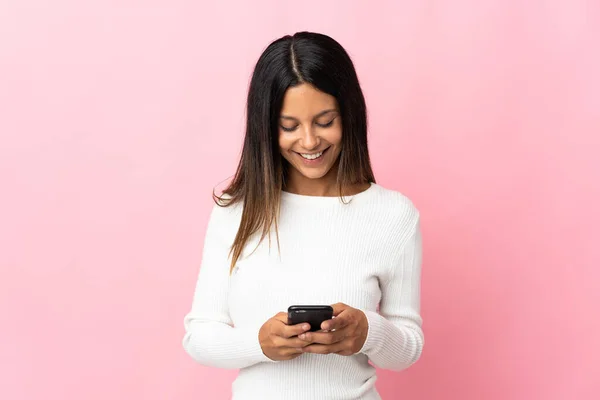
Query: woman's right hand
[{"left": 259, "top": 312, "right": 312, "bottom": 361}]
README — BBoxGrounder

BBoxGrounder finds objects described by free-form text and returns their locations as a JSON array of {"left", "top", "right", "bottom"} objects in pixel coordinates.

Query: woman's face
[{"left": 278, "top": 83, "right": 342, "bottom": 181}]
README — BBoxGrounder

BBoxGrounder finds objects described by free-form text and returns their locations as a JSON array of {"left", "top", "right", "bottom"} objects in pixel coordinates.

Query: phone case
[{"left": 287, "top": 305, "right": 334, "bottom": 332}]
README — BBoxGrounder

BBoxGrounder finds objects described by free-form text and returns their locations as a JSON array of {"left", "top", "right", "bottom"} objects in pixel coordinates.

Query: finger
[
  {"left": 283, "top": 353, "right": 302, "bottom": 361},
  {"left": 334, "top": 349, "right": 355, "bottom": 356},
  {"left": 272, "top": 335, "right": 310, "bottom": 351},
  {"left": 320, "top": 313, "right": 350, "bottom": 331},
  {"left": 282, "top": 346, "right": 305, "bottom": 355},
  {"left": 273, "top": 336, "right": 310, "bottom": 349},
  {"left": 268, "top": 312, "right": 293, "bottom": 337},
  {"left": 281, "top": 322, "right": 311, "bottom": 339},
  {"left": 279, "top": 336, "right": 313, "bottom": 348},
  {"left": 302, "top": 342, "right": 345, "bottom": 355},
  {"left": 299, "top": 329, "right": 345, "bottom": 345},
  {"left": 331, "top": 302, "right": 348, "bottom": 317}
]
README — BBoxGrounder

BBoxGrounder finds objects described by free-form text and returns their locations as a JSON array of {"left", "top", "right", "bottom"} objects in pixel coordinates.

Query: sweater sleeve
[
  {"left": 359, "top": 213, "right": 424, "bottom": 371},
  {"left": 182, "top": 203, "right": 273, "bottom": 369}
]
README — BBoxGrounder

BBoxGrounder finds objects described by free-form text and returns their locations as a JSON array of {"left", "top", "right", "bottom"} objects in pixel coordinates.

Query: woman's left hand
[{"left": 299, "top": 302, "right": 369, "bottom": 356}]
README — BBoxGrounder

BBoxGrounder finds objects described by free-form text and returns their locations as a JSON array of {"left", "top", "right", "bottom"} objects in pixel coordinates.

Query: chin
[{"left": 298, "top": 168, "right": 331, "bottom": 180}]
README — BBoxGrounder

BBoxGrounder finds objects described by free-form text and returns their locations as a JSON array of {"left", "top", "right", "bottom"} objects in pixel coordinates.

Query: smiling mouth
[{"left": 295, "top": 147, "right": 330, "bottom": 160}]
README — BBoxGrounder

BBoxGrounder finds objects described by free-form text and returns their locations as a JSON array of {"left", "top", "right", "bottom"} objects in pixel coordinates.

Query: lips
[{"left": 295, "top": 147, "right": 330, "bottom": 157}]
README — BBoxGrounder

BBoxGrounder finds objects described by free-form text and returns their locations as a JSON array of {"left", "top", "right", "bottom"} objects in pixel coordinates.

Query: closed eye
[
  {"left": 280, "top": 125, "right": 297, "bottom": 132},
  {"left": 280, "top": 118, "right": 336, "bottom": 132},
  {"left": 317, "top": 119, "right": 335, "bottom": 128}
]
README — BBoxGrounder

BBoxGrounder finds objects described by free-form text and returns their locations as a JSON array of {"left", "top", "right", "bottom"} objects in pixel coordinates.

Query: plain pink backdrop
[{"left": 1, "top": 1, "right": 599, "bottom": 399}]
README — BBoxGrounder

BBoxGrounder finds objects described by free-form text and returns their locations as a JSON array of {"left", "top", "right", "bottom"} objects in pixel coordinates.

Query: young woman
[{"left": 182, "top": 31, "right": 424, "bottom": 400}]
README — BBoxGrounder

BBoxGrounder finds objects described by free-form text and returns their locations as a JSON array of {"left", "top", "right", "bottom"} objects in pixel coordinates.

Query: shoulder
[
  {"left": 206, "top": 193, "right": 243, "bottom": 238},
  {"left": 365, "top": 183, "right": 421, "bottom": 247},
  {"left": 371, "top": 183, "right": 420, "bottom": 226}
]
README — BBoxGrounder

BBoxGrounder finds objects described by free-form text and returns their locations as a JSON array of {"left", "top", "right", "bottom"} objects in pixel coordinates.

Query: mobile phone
[{"left": 287, "top": 305, "right": 334, "bottom": 332}]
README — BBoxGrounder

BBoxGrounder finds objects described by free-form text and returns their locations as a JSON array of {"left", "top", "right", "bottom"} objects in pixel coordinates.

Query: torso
[{"left": 214, "top": 182, "right": 417, "bottom": 399}]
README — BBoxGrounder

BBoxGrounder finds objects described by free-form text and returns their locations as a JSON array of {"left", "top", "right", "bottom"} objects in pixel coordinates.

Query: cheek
[
  {"left": 279, "top": 136, "right": 290, "bottom": 159},
  {"left": 329, "top": 127, "right": 343, "bottom": 145},
  {"left": 325, "top": 119, "right": 343, "bottom": 144},
  {"left": 278, "top": 133, "right": 293, "bottom": 155}
]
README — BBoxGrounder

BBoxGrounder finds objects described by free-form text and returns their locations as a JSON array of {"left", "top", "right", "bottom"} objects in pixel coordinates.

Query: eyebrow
[{"left": 280, "top": 109, "right": 338, "bottom": 121}]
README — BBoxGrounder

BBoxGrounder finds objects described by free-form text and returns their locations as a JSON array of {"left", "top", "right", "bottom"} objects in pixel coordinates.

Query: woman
[{"left": 182, "top": 31, "right": 423, "bottom": 400}]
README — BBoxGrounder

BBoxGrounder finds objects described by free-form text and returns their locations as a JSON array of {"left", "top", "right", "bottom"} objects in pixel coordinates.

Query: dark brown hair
[{"left": 215, "top": 31, "right": 375, "bottom": 273}]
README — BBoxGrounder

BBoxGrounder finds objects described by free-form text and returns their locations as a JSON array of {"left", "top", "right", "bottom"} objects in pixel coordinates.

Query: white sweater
[{"left": 182, "top": 182, "right": 424, "bottom": 400}]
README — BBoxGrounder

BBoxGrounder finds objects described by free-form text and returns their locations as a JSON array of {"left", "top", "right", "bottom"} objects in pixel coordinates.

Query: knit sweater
[{"left": 182, "top": 182, "right": 424, "bottom": 399}]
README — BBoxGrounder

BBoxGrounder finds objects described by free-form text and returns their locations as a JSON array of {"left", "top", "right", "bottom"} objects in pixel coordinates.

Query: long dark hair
[{"left": 215, "top": 31, "right": 375, "bottom": 273}]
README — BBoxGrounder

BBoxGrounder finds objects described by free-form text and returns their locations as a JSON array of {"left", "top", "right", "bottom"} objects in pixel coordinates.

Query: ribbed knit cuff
[{"left": 358, "top": 310, "right": 386, "bottom": 356}]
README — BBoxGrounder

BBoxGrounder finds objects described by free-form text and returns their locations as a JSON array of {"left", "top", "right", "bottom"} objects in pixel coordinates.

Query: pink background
[{"left": 1, "top": 1, "right": 598, "bottom": 399}]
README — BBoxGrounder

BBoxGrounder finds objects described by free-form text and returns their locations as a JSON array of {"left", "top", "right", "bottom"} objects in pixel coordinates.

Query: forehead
[{"left": 280, "top": 83, "right": 338, "bottom": 117}]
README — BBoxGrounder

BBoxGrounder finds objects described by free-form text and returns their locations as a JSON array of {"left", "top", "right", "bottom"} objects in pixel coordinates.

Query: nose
[{"left": 299, "top": 125, "right": 319, "bottom": 150}]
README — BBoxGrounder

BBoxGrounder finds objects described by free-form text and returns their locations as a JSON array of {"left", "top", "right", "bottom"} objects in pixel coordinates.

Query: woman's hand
[
  {"left": 299, "top": 303, "right": 369, "bottom": 356},
  {"left": 259, "top": 312, "right": 312, "bottom": 361}
]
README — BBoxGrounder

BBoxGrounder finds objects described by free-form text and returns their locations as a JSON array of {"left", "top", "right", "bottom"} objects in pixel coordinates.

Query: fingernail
[
  {"left": 299, "top": 334, "right": 306, "bottom": 340},
  {"left": 303, "top": 324, "right": 310, "bottom": 330},
  {"left": 322, "top": 323, "right": 329, "bottom": 330}
]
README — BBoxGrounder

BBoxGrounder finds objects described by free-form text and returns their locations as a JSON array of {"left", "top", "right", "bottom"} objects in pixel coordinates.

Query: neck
[
  {"left": 283, "top": 161, "right": 340, "bottom": 197},
  {"left": 283, "top": 162, "right": 371, "bottom": 198}
]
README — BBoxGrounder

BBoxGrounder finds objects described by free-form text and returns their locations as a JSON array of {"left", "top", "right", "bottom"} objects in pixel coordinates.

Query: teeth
[{"left": 300, "top": 151, "right": 323, "bottom": 160}]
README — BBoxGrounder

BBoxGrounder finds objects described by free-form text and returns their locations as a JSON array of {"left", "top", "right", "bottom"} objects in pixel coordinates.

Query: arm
[
  {"left": 182, "top": 203, "right": 272, "bottom": 369},
  {"left": 359, "top": 214, "right": 424, "bottom": 371}
]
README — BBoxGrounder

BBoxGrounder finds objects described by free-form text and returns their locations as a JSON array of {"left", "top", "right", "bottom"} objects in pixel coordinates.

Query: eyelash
[{"left": 280, "top": 119, "right": 335, "bottom": 132}]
